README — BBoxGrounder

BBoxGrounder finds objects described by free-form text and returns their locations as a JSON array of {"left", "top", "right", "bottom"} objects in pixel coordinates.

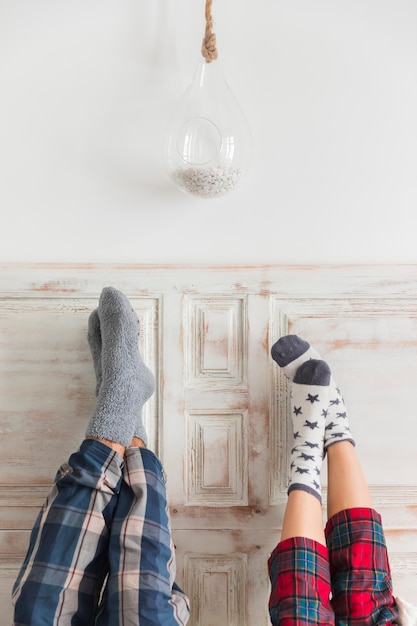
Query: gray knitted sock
[
  {"left": 87, "top": 308, "right": 102, "bottom": 397},
  {"left": 271, "top": 334, "right": 355, "bottom": 450},
  {"left": 85, "top": 287, "right": 155, "bottom": 448},
  {"left": 87, "top": 303, "right": 153, "bottom": 445}
]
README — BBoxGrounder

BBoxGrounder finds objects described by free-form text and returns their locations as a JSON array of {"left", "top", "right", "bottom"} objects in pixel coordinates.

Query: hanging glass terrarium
[{"left": 165, "top": 0, "right": 252, "bottom": 199}]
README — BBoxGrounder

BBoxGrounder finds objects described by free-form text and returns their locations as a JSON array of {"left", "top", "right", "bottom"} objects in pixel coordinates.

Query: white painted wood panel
[{"left": 1, "top": 265, "right": 416, "bottom": 624}]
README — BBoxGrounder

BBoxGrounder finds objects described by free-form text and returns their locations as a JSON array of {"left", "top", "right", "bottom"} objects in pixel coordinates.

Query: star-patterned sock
[
  {"left": 271, "top": 334, "right": 355, "bottom": 451},
  {"left": 287, "top": 359, "right": 330, "bottom": 503},
  {"left": 85, "top": 287, "right": 155, "bottom": 448}
]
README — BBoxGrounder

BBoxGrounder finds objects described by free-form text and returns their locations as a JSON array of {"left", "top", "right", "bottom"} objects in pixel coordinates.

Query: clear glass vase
[{"left": 165, "top": 57, "right": 252, "bottom": 199}]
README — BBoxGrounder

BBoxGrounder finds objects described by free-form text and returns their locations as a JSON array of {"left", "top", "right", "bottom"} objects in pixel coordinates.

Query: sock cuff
[
  {"left": 133, "top": 421, "right": 148, "bottom": 446},
  {"left": 325, "top": 437, "right": 356, "bottom": 450},
  {"left": 288, "top": 482, "right": 322, "bottom": 504}
]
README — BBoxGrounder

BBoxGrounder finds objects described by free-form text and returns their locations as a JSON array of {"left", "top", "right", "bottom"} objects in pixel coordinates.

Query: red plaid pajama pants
[{"left": 268, "top": 508, "right": 399, "bottom": 625}]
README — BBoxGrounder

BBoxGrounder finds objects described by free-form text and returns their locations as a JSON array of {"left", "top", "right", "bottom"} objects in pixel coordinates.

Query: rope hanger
[{"left": 201, "top": 0, "right": 218, "bottom": 63}]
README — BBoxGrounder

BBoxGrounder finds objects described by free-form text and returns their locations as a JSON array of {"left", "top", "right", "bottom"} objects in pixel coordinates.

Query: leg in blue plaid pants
[
  {"left": 13, "top": 288, "right": 190, "bottom": 625},
  {"left": 96, "top": 446, "right": 190, "bottom": 626},
  {"left": 12, "top": 440, "right": 189, "bottom": 626},
  {"left": 12, "top": 439, "right": 122, "bottom": 625}
]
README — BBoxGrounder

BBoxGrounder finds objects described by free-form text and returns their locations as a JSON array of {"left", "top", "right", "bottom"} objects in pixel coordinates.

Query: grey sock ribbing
[
  {"left": 288, "top": 359, "right": 331, "bottom": 503},
  {"left": 85, "top": 287, "right": 155, "bottom": 448},
  {"left": 271, "top": 334, "right": 355, "bottom": 450}
]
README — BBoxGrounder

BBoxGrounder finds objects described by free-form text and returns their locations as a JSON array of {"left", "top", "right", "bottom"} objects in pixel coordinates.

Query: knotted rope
[{"left": 201, "top": 0, "right": 218, "bottom": 63}]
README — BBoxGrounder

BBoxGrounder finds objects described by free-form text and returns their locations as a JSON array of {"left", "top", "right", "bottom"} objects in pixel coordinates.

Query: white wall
[{"left": 1, "top": 0, "right": 416, "bottom": 264}]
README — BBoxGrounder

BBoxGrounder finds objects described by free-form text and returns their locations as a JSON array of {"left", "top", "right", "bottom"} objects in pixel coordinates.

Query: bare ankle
[{"left": 129, "top": 437, "right": 147, "bottom": 448}]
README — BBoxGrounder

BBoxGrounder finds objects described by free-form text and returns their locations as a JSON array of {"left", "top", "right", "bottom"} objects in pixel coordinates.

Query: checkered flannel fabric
[
  {"left": 12, "top": 439, "right": 122, "bottom": 625},
  {"left": 325, "top": 507, "right": 399, "bottom": 625},
  {"left": 96, "top": 447, "right": 190, "bottom": 625},
  {"left": 268, "top": 507, "right": 399, "bottom": 626},
  {"left": 12, "top": 440, "right": 189, "bottom": 626},
  {"left": 268, "top": 537, "right": 334, "bottom": 625}
]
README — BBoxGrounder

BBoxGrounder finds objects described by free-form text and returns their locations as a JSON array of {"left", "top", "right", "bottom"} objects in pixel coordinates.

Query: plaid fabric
[
  {"left": 12, "top": 439, "right": 123, "bottom": 625},
  {"left": 268, "top": 537, "right": 335, "bottom": 625},
  {"left": 96, "top": 447, "right": 190, "bottom": 625},
  {"left": 268, "top": 507, "right": 399, "bottom": 626},
  {"left": 325, "top": 507, "right": 399, "bottom": 625},
  {"left": 12, "top": 440, "right": 189, "bottom": 626}
]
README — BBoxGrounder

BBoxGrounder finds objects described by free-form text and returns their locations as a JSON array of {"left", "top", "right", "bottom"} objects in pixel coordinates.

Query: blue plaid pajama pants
[{"left": 12, "top": 439, "right": 190, "bottom": 626}]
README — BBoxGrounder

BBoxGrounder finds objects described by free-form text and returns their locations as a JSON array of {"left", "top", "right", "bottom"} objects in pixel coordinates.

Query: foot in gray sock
[{"left": 85, "top": 287, "right": 155, "bottom": 448}]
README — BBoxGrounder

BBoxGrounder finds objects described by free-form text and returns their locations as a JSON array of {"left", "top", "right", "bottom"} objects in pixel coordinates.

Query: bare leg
[
  {"left": 281, "top": 490, "right": 326, "bottom": 545},
  {"left": 85, "top": 435, "right": 146, "bottom": 455},
  {"left": 327, "top": 441, "right": 373, "bottom": 519},
  {"left": 129, "top": 436, "right": 146, "bottom": 448}
]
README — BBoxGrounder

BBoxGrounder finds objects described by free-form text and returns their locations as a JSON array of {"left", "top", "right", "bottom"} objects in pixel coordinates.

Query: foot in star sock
[
  {"left": 85, "top": 287, "right": 155, "bottom": 448},
  {"left": 288, "top": 359, "right": 331, "bottom": 503},
  {"left": 271, "top": 334, "right": 355, "bottom": 450}
]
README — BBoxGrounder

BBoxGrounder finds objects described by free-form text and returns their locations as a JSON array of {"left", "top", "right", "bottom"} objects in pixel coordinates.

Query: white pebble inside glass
[{"left": 172, "top": 166, "right": 243, "bottom": 199}]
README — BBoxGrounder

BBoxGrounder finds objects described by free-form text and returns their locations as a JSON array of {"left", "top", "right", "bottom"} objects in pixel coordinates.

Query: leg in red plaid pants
[
  {"left": 326, "top": 507, "right": 398, "bottom": 625},
  {"left": 268, "top": 536, "right": 334, "bottom": 625},
  {"left": 269, "top": 335, "right": 399, "bottom": 626},
  {"left": 269, "top": 505, "right": 399, "bottom": 626}
]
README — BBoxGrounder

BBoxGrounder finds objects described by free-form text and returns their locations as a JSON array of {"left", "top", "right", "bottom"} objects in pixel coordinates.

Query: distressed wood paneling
[
  {"left": 184, "top": 295, "right": 247, "bottom": 387},
  {"left": 1, "top": 265, "right": 416, "bottom": 625},
  {"left": 184, "top": 553, "right": 247, "bottom": 626},
  {"left": 186, "top": 410, "right": 248, "bottom": 506}
]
